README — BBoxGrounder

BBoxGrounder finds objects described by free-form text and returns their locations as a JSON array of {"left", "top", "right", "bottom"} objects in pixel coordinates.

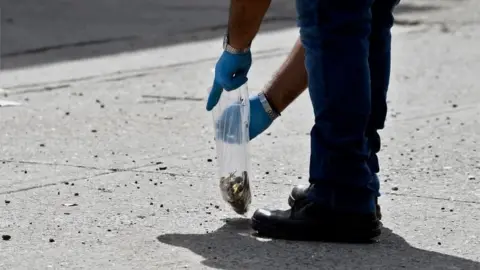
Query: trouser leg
[{"left": 296, "top": 0, "right": 375, "bottom": 212}]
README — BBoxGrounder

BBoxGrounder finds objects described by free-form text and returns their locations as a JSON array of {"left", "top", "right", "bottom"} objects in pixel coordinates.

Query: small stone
[
  {"left": 5, "top": 200, "right": 10, "bottom": 204},
  {"left": 39, "top": 144, "right": 45, "bottom": 147},
  {"left": 74, "top": 193, "right": 79, "bottom": 196},
  {"left": 49, "top": 238, "right": 55, "bottom": 243},
  {"left": 2, "top": 235, "right": 11, "bottom": 241},
  {"left": 438, "top": 242, "right": 442, "bottom": 245},
  {"left": 468, "top": 175, "right": 475, "bottom": 180},
  {"left": 452, "top": 104, "right": 458, "bottom": 108},
  {"left": 160, "top": 204, "right": 164, "bottom": 208},
  {"left": 391, "top": 187, "right": 399, "bottom": 191},
  {"left": 65, "top": 112, "right": 70, "bottom": 116},
  {"left": 207, "top": 159, "right": 213, "bottom": 162},
  {"left": 91, "top": 129, "right": 97, "bottom": 133},
  {"left": 150, "top": 202, "right": 154, "bottom": 206},
  {"left": 159, "top": 167, "right": 167, "bottom": 170}
]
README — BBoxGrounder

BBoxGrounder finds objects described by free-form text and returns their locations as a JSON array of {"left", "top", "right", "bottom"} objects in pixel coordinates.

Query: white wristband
[{"left": 258, "top": 92, "right": 280, "bottom": 120}]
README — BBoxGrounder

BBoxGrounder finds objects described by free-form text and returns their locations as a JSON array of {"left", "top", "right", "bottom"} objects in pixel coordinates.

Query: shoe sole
[{"left": 251, "top": 217, "right": 382, "bottom": 243}]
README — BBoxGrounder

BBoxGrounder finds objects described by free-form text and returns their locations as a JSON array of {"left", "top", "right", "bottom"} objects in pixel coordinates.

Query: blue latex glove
[
  {"left": 215, "top": 94, "right": 274, "bottom": 144},
  {"left": 248, "top": 94, "right": 275, "bottom": 140},
  {"left": 206, "top": 50, "right": 252, "bottom": 111}
]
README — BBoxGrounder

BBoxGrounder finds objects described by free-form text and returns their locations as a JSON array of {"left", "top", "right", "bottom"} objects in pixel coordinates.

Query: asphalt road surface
[{"left": 1, "top": 0, "right": 479, "bottom": 269}]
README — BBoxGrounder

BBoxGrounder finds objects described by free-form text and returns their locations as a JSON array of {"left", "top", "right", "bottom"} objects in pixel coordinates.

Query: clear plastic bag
[{"left": 209, "top": 83, "right": 252, "bottom": 215}]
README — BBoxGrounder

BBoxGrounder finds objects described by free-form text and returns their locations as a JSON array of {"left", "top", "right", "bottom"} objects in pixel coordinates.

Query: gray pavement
[{"left": 1, "top": 0, "right": 480, "bottom": 269}]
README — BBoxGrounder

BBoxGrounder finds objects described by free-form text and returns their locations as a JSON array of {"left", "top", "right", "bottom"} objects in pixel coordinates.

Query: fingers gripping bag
[{"left": 208, "top": 83, "right": 253, "bottom": 215}]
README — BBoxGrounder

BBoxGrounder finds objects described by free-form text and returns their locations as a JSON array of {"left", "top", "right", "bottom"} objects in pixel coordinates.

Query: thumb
[{"left": 206, "top": 81, "right": 223, "bottom": 111}]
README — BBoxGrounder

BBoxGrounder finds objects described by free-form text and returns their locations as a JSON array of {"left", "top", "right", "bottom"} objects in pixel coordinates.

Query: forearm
[
  {"left": 264, "top": 37, "right": 308, "bottom": 113},
  {"left": 228, "top": 0, "right": 272, "bottom": 49}
]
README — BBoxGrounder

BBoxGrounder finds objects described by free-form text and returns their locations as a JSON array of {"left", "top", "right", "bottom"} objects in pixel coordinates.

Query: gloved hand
[
  {"left": 206, "top": 49, "right": 252, "bottom": 111},
  {"left": 215, "top": 94, "right": 275, "bottom": 144},
  {"left": 248, "top": 94, "right": 275, "bottom": 140}
]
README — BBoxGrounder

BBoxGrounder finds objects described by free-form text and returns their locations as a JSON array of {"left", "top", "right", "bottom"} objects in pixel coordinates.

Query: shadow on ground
[
  {"left": 2, "top": 0, "right": 444, "bottom": 71},
  {"left": 157, "top": 218, "right": 479, "bottom": 270}
]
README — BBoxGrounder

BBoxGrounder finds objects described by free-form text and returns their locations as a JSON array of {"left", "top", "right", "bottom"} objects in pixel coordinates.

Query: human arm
[
  {"left": 226, "top": 0, "right": 272, "bottom": 50},
  {"left": 263, "top": 37, "right": 308, "bottom": 113},
  {"left": 206, "top": 0, "right": 272, "bottom": 111}
]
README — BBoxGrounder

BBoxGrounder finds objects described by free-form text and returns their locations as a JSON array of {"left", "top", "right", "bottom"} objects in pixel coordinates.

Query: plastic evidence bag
[{"left": 208, "top": 83, "right": 253, "bottom": 215}]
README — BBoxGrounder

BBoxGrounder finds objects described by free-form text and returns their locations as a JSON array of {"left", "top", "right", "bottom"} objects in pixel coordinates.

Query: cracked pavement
[{"left": 1, "top": 0, "right": 480, "bottom": 269}]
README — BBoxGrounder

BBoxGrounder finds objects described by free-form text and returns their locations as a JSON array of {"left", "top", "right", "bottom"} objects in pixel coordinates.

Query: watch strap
[{"left": 223, "top": 34, "right": 250, "bottom": 54}]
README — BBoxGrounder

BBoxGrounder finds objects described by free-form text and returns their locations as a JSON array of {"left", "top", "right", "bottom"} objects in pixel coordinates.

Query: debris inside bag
[{"left": 219, "top": 171, "right": 251, "bottom": 215}]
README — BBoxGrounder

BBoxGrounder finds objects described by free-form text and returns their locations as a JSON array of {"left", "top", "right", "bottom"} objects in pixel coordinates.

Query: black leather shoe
[
  {"left": 288, "top": 185, "right": 383, "bottom": 220},
  {"left": 251, "top": 201, "right": 381, "bottom": 242}
]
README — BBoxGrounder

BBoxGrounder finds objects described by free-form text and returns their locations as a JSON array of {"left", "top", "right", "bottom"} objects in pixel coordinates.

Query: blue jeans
[{"left": 296, "top": 0, "right": 400, "bottom": 211}]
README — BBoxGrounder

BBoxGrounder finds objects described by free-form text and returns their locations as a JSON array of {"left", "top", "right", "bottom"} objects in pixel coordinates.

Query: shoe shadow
[{"left": 157, "top": 218, "right": 479, "bottom": 270}]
